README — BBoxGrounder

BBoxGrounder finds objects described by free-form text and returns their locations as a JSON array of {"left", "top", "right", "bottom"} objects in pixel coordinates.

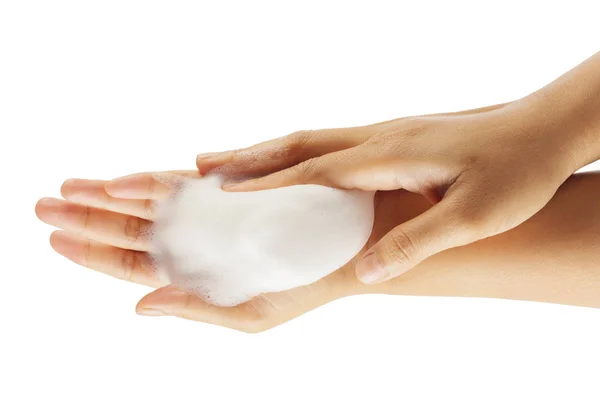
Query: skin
[
  {"left": 198, "top": 51, "right": 600, "bottom": 285},
  {"left": 35, "top": 170, "right": 600, "bottom": 333}
]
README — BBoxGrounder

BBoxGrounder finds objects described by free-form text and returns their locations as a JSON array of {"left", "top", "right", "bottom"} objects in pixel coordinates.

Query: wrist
[{"left": 507, "top": 92, "right": 598, "bottom": 179}]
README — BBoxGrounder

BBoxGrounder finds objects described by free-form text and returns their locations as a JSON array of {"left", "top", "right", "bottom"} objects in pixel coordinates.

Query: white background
[{"left": 1, "top": 1, "right": 599, "bottom": 399}]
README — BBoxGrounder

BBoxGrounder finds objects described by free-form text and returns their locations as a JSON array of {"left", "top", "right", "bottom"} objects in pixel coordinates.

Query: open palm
[{"left": 36, "top": 170, "right": 421, "bottom": 332}]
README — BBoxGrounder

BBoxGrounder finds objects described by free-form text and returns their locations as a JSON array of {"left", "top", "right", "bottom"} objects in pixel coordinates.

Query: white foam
[{"left": 150, "top": 175, "right": 375, "bottom": 306}]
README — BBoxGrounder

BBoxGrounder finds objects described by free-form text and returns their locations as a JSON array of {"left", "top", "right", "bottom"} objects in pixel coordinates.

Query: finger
[
  {"left": 61, "top": 179, "right": 156, "bottom": 220},
  {"left": 196, "top": 102, "right": 510, "bottom": 178},
  {"left": 35, "top": 197, "right": 152, "bottom": 251},
  {"left": 221, "top": 139, "right": 413, "bottom": 192},
  {"left": 196, "top": 128, "right": 372, "bottom": 177},
  {"left": 355, "top": 197, "right": 475, "bottom": 284},
  {"left": 221, "top": 145, "right": 367, "bottom": 191},
  {"left": 105, "top": 170, "right": 198, "bottom": 200},
  {"left": 136, "top": 273, "right": 344, "bottom": 332},
  {"left": 49, "top": 230, "right": 163, "bottom": 288},
  {"left": 135, "top": 285, "right": 271, "bottom": 333}
]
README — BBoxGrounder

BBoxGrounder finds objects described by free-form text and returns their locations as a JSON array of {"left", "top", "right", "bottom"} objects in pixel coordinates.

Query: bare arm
[{"left": 359, "top": 171, "right": 600, "bottom": 308}]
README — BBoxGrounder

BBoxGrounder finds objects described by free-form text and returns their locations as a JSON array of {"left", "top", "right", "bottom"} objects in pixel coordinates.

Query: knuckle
[
  {"left": 124, "top": 215, "right": 142, "bottom": 244},
  {"left": 79, "top": 205, "right": 91, "bottom": 233},
  {"left": 291, "top": 158, "right": 320, "bottom": 179},
  {"left": 82, "top": 239, "right": 92, "bottom": 268},
  {"left": 284, "top": 130, "right": 315, "bottom": 155},
  {"left": 299, "top": 158, "right": 320, "bottom": 175},
  {"left": 228, "top": 149, "right": 241, "bottom": 165},
  {"left": 143, "top": 199, "right": 155, "bottom": 220},
  {"left": 147, "top": 176, "right": 158, "bottom": 198},
  {"left": 288, "top": 129, "right": 314, "bottom": 145},
  {"left": 120, "top": 249, "right": 139, "bottom": 282},
  {"left": 388, "top": 230, "right": 417, "bottom": 264}
]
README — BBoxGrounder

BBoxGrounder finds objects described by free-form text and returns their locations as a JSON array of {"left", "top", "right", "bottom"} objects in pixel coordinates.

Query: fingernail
[
  {"left": 196, "top": 151, "right": 234, "bottom": 163},
  {"left": 356, "top": 252, "right": 388, "bottom": 284},
  {"left": 196, "top": 152, "right": 219, "bottom": 160},
  {"left": 137, "top": 308, "right": 168, "bottom": 317}
]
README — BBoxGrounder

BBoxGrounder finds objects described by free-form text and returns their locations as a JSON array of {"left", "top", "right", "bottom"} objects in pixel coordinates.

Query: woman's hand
[
  {"left": 198, "top": 52, "right": 600, "bottom": 285},
  {"left": 197, "top": 101, "right": 579, "bottom": 284},
  {"left": 36, "top": 171, "right": 399, "bottom": 333}
]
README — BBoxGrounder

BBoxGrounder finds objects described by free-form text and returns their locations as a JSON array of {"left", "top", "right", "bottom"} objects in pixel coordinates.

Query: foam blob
[{"left": 150, "top": 175, "right": 375, "bottom": 306}]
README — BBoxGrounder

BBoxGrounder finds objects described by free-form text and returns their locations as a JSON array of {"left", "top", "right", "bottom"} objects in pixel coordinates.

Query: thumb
[{"left": 355, "top": 200, "right": 473, "bottom": 284}]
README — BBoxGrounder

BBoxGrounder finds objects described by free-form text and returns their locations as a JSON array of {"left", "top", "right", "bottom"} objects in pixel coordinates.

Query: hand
[
  {"left": 36, "top": 171, "right": 418, "bottom": 332},
  {"left": 197, "top": 100, "right": 580, "bottom": 284}
]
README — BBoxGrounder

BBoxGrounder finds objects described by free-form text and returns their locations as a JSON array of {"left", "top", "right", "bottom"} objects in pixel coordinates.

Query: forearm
[
  {"left": 357, "top": 172, "right": 600, "bottom": 308},
  {"left": 516, "top": 51, "right": 600, "bottom": 172}
]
